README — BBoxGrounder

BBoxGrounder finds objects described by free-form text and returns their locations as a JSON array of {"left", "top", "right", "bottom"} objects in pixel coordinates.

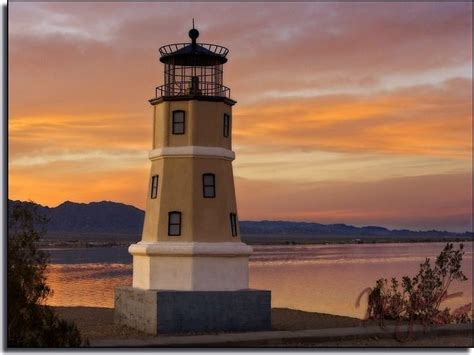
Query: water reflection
[
  {"left": 46, "top": 263, "right": 132, "bottom": 308},
  {"left": 45, "top": 242, "right": 472, "bottom": 318}
]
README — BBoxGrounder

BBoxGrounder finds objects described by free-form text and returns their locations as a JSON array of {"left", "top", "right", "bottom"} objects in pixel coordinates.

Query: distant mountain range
[
  {"left": 8, "top": 200, "right": 144, "bottom": 236},
  {"left": 7, "top": 200, "right": 472, "bottom": 245}
]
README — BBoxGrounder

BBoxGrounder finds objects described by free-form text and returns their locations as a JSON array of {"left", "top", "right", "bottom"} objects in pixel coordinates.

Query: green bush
[{"left": 8, "top": 201, "right": 84, "bottom": 347}]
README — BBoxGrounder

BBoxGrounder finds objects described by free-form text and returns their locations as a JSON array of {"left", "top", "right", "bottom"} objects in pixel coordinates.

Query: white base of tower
[{"left": 129, "top": 242, "right": 253, "bottom": 291}]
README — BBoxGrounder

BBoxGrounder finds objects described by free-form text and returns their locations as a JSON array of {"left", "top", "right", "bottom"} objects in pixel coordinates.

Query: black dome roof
[{"left": 159, "top": 27, "right": 228, "bottom": 66}]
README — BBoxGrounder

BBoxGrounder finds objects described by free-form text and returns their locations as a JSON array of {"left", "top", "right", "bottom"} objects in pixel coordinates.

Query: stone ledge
[
  {"left": 148, "top": 146, "right": 235, "bottom": 161},
  {"left": 129, "top": 241, "right": 253, "bottom": 257}
]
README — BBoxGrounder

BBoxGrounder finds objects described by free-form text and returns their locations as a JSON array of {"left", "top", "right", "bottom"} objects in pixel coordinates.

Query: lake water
[{"left": 44, "top": 242, "right": 473, "bottom": 319}]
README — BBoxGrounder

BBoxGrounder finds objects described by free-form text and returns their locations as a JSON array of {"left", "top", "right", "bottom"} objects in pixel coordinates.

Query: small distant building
[{"left": 114, "top": 25, "right": 271, "bottom": 334}]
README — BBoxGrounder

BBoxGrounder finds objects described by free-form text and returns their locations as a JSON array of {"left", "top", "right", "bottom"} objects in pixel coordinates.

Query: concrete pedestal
[
  {"left": 114, "top": 286, "right": 272, "bottom": 335},
  {"left": 129, "top": 242, "right": 253, "bottom": 291}
]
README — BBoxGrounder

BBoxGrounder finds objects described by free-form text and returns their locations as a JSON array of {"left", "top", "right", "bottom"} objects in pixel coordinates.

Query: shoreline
[{"left": 38, "top": 238, "right": 473, "bottom": 249}]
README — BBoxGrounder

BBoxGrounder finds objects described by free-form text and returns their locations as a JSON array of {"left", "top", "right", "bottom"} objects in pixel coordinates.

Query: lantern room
[{"left": 156, "top": 26, "right": 231, "bottom": 99}]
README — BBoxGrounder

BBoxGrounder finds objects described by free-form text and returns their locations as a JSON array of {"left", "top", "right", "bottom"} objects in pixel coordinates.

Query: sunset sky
[{"left": 9, "top": 2, "right": 472, "bottom": 232}]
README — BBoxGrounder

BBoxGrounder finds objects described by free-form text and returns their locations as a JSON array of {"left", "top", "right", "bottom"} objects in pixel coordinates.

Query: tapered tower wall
[
  {"left": 152, "top": 100, "right": 232, "bottom": 149},
  {"left": 141, "top": 99, "right": 239, "bottom": 244},
  {"left": 141, "top": 156, "right": 239, "bottom": 243}
]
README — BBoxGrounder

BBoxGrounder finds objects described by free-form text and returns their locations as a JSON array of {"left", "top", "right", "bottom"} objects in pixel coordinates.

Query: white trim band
[
  {"left": 149, "top": 146, "right": 235, "bottom": 161},
  {"left": 129, "top": 241, "right": 253, "bottom": 257}
]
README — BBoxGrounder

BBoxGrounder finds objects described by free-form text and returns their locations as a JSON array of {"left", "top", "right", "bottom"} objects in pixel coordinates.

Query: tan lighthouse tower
[{"left": 115, "top": 25, "right": 271, "bottom": 334}]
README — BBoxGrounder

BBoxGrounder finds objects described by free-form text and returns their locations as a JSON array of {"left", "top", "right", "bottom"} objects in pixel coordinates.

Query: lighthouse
[{"left": 114, "top": 25, "right": 271, "bottom": 335}]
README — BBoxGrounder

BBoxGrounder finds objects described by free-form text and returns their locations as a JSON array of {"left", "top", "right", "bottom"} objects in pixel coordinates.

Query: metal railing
[{"left": 155, "top": 81, "right": 231, "bottom": 99}]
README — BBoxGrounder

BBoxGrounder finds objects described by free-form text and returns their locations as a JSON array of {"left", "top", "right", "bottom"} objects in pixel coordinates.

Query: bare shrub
[{"left": 356, "top": 243, "right": 471, "bottom": 341}]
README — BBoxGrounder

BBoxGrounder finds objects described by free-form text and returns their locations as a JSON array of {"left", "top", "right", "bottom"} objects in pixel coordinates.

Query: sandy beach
[{"left": 54, "top": 306, "right": 362, "bottom": 340}]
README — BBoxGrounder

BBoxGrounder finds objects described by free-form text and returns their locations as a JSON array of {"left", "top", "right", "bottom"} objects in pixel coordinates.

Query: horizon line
[{"left": 8, "top": 198, "right": 473, "bottom": 235}]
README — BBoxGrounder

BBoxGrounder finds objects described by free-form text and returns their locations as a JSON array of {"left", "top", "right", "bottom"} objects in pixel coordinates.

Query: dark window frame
[
  {"left": 202, "top": 173, "right": 216, "bottom": 198},
  {"left": 150, "top": 175, "right": 159, "bottom": 199},
  {"left": 168, "top": 211, "right": 182, "bottom": 236},
  {"left": 172, "top": 110, "right": 185, "bottom": 135},
  {"left": 230, "top": 213, "right": 238, "bottom": 237},
  {"left": 223, "top": 113, "right": 230, "bottom": 137}
]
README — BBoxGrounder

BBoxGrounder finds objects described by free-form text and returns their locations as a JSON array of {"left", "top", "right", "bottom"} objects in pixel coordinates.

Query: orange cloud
[
  {"left": 9, "top": 2, "right": 472, "bottom": 115},
  {"left": 233, "top": 78, "right": 472, "bottom": 159},
  {"left": 9, "top": 113, "right": 151, "bottom": 159}
]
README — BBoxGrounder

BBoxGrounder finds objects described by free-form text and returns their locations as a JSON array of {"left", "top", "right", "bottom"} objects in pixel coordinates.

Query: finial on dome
[{"left": 189, "top": 18, "right": 199, "bottom": 44}]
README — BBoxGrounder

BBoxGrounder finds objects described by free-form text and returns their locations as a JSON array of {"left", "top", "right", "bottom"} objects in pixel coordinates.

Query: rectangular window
[
  {"left": 168, "top": 211, "right": 182, "bottom": 236},
  {"left": 223, "top": 113, "right": 230, "bottom": 137},
  {"left": 202, "top": 173, "right": 216, "bottom": 198},
  {"left": 230, "top": 213, "right": 238, "bottom": 237},
  {"left": 150, "top": 175, "right": 159, "bottom": 199},
  {"left": 172, "top": 110, "right": 185, "bottom": 134}
]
